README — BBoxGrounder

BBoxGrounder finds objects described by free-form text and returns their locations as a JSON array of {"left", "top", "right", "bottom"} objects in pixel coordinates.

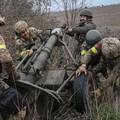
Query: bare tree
[
  {"left": 32, "top": 0, "right": 51, "bottom": 14},
  {"left": 0, "top": 0, "right": 58, "bottom": 30},
  {"left": 0, "top": 0, "right": 33, "bottom": 23},
  {"left": 30, "top": 0, "right": 58, "bottom": 29},
  {"left": 53, "top": 0, "right": 87, "bottom": 26},
  {"left": 0, "top": 0, "right": 58, "bottom": 60}
]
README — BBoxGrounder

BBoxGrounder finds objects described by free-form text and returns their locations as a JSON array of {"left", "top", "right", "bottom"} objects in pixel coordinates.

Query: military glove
[{"left": 75, "top": 64, "right": 87, "bottom": 76}]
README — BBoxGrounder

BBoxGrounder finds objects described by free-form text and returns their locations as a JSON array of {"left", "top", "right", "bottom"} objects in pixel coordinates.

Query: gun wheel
[{"left": 73, "top": 73, "right": 97, "bottom": 113}]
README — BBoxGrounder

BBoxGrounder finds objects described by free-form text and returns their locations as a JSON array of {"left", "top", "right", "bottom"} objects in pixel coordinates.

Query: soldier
[
  {"left": 80, "top": 30, "right": 102, "bottom": 64},
  {"left": 64, "top": 9, "right": 96, "bottom": 62},
  {"left": 0, "top": 15, "right": 26, "bottom": 119},
  {"left": 0, "top": 15, "right": 14, "bottom": 80},
  {"left": 76, "top": 36, "right": 120, "bottom": 97},
  {"left": 66, "top": 9, "right": 96, "bottom": 44},
  {"left": 14, "top": 20, "right": 44, "bottom": 61}
]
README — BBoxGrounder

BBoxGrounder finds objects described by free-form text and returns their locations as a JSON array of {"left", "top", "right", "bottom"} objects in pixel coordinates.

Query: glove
[{"left": 75, "top": 64, "right": 87, "bottom": 76}]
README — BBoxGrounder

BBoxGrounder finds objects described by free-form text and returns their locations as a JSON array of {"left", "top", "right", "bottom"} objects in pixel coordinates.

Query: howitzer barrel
[
  {"left": 32, "top": 34, "right": 58, "bottom": 71},
  {"left": 20, "top": 34, "right": 58, "bottom": 83}
]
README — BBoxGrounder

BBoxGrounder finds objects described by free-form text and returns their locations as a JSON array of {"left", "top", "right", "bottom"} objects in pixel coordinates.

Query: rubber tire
[{"left": 73, "top": 74, "right": 90, "bottom": 113}]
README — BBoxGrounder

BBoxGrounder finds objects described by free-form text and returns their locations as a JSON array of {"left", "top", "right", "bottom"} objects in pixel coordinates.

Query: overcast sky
[
  {"left": 51, "top": 0, "right": 120, "bottom": 11},
  {"left": 89, "top": 0, "right": 120, "bottom": 6}
]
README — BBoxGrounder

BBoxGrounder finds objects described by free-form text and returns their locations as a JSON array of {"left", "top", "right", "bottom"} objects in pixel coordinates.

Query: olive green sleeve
[{"left": 72, "top": 22, "right": 96, "bottom": 34}]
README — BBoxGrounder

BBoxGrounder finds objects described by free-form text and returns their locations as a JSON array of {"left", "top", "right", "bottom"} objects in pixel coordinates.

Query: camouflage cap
[
  {"left": 0, "top": 15, "right": 5, "bottom": 26},
  {"left": 14, "top": 20, "right": 28, "bottom": 33},
  {"left": 102, "top": 37, "right": 120, "bottom": 59}
]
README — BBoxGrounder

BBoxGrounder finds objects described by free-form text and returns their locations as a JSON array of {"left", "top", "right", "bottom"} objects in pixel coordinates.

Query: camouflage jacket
[
  {"left": 66, "top": 20, "right": 96, "bottom": 44},
  {"left": 0, "top": 35, "right": 13, "bottom": 91},
  {"left": 80, "top": 41, "right": 92, "bottom": 55},
  {"left": 81, "top": 37, "right": 120, "bottom": 74},
  {"left": 80, "top": 41, "right": 101, "bottom": 66},
  {"left": 15, "top": 27, "right": 44, "bottom": 60}
]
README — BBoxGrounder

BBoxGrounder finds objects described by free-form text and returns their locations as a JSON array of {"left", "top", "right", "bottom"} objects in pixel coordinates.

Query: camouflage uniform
[
  {"left": 79, "top": 41, "right": 105, "bottom": 89},
  {"left": 80, "top": 30, "right": 103, "bottom": 73},
  {"left": 80, "top": 37, "right": 120, "bottom": 89},
  {"left": 15, "top": 27, "right": 43, "bottom": 60},
  {"left": 0, "top": 35, "right": 13, "bottom": 80},
  {"left": 0, "top": 16, "right": 26, "bottom": 119},
  {"left": 80, "top": 41, "right": 92, "bottom": 61},
  {"left": 0, "top": 16, "right": 14, "bottom": 80},
  {"left": 80, "top": 41, "right": 102, "bottom": 68}
]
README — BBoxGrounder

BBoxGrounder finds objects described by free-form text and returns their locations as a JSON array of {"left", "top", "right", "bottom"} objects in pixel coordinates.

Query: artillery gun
[
  {"left": 13, "top": 27, "right": 103, "bottom": 119},
  {"left": 13, "top": 28, "right": 77, "bottom": 119}
]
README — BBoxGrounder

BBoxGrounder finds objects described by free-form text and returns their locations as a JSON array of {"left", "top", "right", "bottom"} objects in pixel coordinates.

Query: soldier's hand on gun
[
  {"left": 26, "top": 49, "right": 33, "bottom": 56},
  {"left": 61, "top": 23, "right": 69, "bottom": 32},
  {"left": 75, "top": 64, "right": 87, "bottom": 76}
]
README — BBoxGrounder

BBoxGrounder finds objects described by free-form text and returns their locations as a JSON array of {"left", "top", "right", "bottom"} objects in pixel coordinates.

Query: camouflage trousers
[
  {"left": 107, "top": 63, "right": 120, "bottom": 89},
  {"left": 96, "top": 63, "right": 120, "bottom": 91}
]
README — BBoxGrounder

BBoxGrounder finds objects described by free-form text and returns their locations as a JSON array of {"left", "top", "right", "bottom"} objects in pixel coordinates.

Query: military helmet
[
  {"left": 14, "top": 21, "right": 28, "bottom": 33},
  {"left": 85, "top": 30, "right": 102, "bottom": 45},
  {"left": 80, "top": 9, "right": 93, "bottom": 18}
]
